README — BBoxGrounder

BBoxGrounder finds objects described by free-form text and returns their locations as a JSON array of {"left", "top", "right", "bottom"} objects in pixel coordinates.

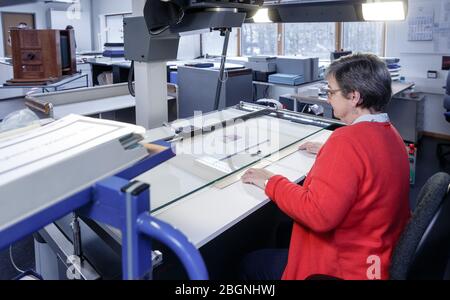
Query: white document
[{"left": 0, "top": 114, "right": 145, "bottom": 186}]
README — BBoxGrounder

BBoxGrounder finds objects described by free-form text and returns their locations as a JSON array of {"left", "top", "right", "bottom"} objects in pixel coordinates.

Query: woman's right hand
[{"left": 298, "top": 142, "right": 323, "bottom": 155}]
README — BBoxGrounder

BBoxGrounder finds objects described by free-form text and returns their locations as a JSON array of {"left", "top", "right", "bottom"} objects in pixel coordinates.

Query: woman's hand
[
  {"left": 241, "top": 168, "right": 275, "bottom": 190},
  {"left": 298, "top": 142, "right": 323, "bottom": 155}
]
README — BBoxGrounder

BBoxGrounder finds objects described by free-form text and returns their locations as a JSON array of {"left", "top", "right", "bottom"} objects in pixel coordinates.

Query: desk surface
[
  {"left": 102, "top": 108, "right": 334, "bottom": 248},
  {"left": 0, "top": 73, "right": 87, "bottom": 89},
  {"left": 289, "top": 81, "right": 415, "bottom": 103},
  {"left": 392, "top": 81, "right": 415, "bottom": 96},
  {"left": 53, "top": 95, "right": 175, "bottom": 119},
  {"left": 265, "top": 79, "right": 413, "bottom": 94},
  {"left": 253, "top": 79, "right": 323, "bottom": 89},
  {"left": 53, "top": 95, "right": 136, "bottom": 119},
  {"left": 89, "top": 61, "right": 131, "bottom": 68},
  {"left": 152, "top": 129, "right": 332, "bottom": 248},
  {"left": 86, "top": 58, "right": 129, "bottom": 66}
]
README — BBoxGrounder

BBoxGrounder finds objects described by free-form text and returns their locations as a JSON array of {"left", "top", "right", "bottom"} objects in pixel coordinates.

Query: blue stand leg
[
  {"left": 121, "top": 182, "right": 152, "bottom": 280},
  {"left": 79, "top": 176, "right": 208, "bottom": 280}
]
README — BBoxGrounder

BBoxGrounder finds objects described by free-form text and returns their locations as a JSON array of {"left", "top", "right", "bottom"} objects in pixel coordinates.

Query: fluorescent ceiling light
[
  {"left": 252, "top": 8, "right": 272, "bottom": 23},
  {"left": 362, "top": 1, "right": 406, "bottom": 21}
]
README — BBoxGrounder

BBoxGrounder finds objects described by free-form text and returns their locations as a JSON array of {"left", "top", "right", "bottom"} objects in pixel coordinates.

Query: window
[
  {"left": 198, "top": 22, "right": 386, "bottom": 60},
  {"left": 342, "top": 22, "right": 385, "bottom": 56},
  {"left": 284, "top": 23, "right": 336, "bottom": 60},
  {"left": 241, "top": 23, "right": 278, "bottom": 56},
  {"left": 102, "top": 13, "right": 132, "bottom": 45},
  {"left": 201, "top": 30, "right": 238, "bottom": 57}
]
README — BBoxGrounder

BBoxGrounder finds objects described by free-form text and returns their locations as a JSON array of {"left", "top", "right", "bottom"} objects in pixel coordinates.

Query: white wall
[
  {"left": 0, "top": 0, "right": 93, "bottom": 55},
  {"left": 178, "top": 35, "right": 201, "bottom": 60},
  {"left": 386, "top": 0, "right": 450, "bottom": 136},
  {"left": 91, "top": 0, "right": 132, "bottom": 50},
  {"left": 91, "top": 0, "right": 200, "bottom": 59},
  {"left": 48, "top": 0, "right": 93, "bottom": 52}
]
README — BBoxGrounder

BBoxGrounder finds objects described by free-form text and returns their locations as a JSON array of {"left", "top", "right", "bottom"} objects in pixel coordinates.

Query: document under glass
[{"left": 134, "top": 107, "right": 326, "bottom": 213}]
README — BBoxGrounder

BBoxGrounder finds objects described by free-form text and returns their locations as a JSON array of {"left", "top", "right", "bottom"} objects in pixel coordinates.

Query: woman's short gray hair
[{"left": 326, "top": 53, "right": 392, "bottom": 112}]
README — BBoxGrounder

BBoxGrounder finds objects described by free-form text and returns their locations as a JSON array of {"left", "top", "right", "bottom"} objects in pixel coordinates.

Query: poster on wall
[
  {"left": 433, "top": 0, "right": 450, "bottom": 52},
  {"left": 408, "top": 4, "right": 434, "bottom": 41}
]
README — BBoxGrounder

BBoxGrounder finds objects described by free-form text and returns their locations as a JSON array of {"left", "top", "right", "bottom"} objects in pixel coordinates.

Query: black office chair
[
  {"left": 389, "top": 172, "right": 450, "bottom": 280},
  {"left": 437, "top": 72, "right": 450, "bottom": 166},
  {"left": 307, "top": 172, "right": 450, "bottom": 280}
]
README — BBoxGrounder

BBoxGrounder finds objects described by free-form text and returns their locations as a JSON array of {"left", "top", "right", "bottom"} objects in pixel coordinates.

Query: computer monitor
[
  {"left": 331, "top": 50, "right": 352, "bottom": 61},
  {"left": 60, "top": 35, "right": 70, "bottom": 69}
]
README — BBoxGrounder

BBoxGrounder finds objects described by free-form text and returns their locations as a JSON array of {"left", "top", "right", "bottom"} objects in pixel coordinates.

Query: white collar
[{"left": 352, "top": 113, "right": 390, "bottom": 125}]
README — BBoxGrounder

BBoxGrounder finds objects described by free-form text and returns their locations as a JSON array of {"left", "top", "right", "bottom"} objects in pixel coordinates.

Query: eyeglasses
[{"left": 320, "top": 87, "right": 342, "bottom": 98}]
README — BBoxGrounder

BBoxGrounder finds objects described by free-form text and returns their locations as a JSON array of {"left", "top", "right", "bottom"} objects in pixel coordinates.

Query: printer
[
  {"left": 267, "top": 56, "right": 320, "bottom": 86},
  {"left": 245, "top": 56, "right": 277, "bottom": 82}
]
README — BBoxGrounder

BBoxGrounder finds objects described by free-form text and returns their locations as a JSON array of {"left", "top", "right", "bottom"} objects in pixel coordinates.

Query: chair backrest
[
  {"left": 446, "top": 71, "right": 450, "bottom": 95},
  {"left": 444, "top": 72, "right": 450, "bottom": 119},
  {"left": 390, "top": 172, "right": 450, "bottom": 280}
]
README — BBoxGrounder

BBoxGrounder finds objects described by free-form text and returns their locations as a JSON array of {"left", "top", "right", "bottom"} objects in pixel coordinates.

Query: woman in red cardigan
[{"left": 241, "top": 53, "right": 410, "bottom": 280}]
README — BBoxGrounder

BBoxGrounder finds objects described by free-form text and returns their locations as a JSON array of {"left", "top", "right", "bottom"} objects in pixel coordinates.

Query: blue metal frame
[
  {"left": 137, "top": 213, "right": 208, "bottom": 280},
  {"left": 1, "top": 140, "right": 209, "bottom": 280},
  {"left": 0, "top": 189, "right": 91, "bottom": 251}
]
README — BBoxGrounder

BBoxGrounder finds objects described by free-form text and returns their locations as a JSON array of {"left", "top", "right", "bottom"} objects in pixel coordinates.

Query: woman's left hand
[{"left": 241, "top": 168, "right": 275, "bottom": 189}]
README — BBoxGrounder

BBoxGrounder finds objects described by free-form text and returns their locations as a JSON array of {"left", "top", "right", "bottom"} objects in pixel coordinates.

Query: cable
[
  {"left": 264, "top": 86, "right": 270, "bottom": 98},
  {"left": 301, "top": 104, "right": 309, "bottom": 113},
  {"left": 150, "top": 25, "right": 170, "bottom": 36},
  {"left": 149, "top": 6, "right": 184, "bottom": 36},
  {"left": 218, "top": 67, "right": 229, "bottom": 84},
  {"left": 175, "top": 7, "right": 185, "bottom": 26},
  {"left": 128, "top": 60, "right": 135, "bottom": 97},
  {"left": 9, "top": 245, "right": 25, "bottom": 274}
]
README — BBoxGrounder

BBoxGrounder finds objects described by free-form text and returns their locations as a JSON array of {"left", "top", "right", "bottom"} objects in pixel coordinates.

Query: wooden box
[{"left": 7, "top": 29, "right": 76, "bottom": 85}]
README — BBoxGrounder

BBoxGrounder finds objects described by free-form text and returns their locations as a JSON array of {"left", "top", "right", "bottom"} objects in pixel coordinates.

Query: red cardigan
[{"left": 265, "top": 122, "right": 410, "bottom": 280}]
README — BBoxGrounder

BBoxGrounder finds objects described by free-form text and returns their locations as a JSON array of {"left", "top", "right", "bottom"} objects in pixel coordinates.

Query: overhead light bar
[
  {"left": 362, "top": 1, "right": 407, "bottom": 21},
  {"left": 252, "top": 8, "right": 272, "bottom": 23}
]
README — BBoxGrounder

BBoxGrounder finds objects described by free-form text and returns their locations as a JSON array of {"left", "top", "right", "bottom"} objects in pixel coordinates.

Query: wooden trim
[
  {"left": 237, "top": 27, "right": 241, "bottom": 57},
  {"left": 382, "top": 22, "right": 387, "bottom": 57},
  {"left": 422, "top": 131, "right": 450, "bottom": 141},
  {"left": 277, "top": 23, "right": 284, "bottom": 55},
  {"left": 335, "top": 22, "right": 342, "bottom": 51},
  {"left": 199, "top": 33, "right": 203, "bottom": 57}
]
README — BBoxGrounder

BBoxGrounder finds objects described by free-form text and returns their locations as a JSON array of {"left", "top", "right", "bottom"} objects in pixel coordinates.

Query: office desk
[
  {"left": 392, "top": 81, "right": 415, "bottom": 95},
  {"left": 153, "top": 128, "right": 333, "bottom": 248},
  {"left": 123, "top": 109, "right": 334, "bottom": 248},
  {"left": 285, "top": 81, "right": 415, "bottom": 113},
  {"left": 387, "top": 92, "right": 425, "bottom": 143},
  {"left": 284, "top": 81, "right": 420, "bottom": 142},
  {"left": 287, "top": 94, "right": 332, "bottom": 117},
  {"left": 34, "top": 104, "right": 339, "bottom": 279},
  {"left": 88, "top": 60, "right": 131, "bottom": 86},
  {"left": 253, "top": 80, "right": 323, "bottom": 111},
  {"left": 25, "top": 82, "right": 177, "bottom": 123},
  {"left": 52, "top": 95, "right": 135, "bottom": 119},
  {"left": 0, "top": 73, "right": 89, "bottom": 93}
]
